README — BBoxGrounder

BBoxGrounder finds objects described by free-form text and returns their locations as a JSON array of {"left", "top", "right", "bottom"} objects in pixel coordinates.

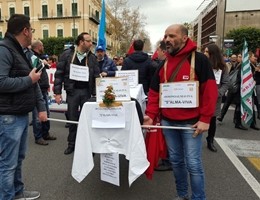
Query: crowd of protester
[{"left": 1, "top": 13, "right": 260, "bottom": 200}]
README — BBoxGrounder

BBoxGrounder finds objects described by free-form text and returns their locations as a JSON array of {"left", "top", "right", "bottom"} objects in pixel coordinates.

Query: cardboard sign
[
  {"left": 96, "top": 77, "right": 131, "bottom": 102},
  {"left": 115, "top": 70, "right": 138, "bottom": 87},
  {"left": 160, "top": 81, "right": 199, "bottom": 108}
]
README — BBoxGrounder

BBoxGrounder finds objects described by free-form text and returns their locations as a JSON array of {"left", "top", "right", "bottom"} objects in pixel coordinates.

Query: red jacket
[{"left": 145, "top": 39, "right": 218, "bottom": 124}]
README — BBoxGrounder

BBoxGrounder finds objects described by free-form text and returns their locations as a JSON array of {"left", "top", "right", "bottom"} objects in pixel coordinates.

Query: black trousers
[
  {"left": 66, "top": 88, "right": 91, "bottom": 147},
  {"left": 220, "top": 91, "right": 237, "bottom": 120},
  {"left": 207, "top": 116, "right": 216, "bottom": 142}
]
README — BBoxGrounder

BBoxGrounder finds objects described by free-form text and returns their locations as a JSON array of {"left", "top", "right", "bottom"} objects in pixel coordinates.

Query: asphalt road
[{"left": 22, "top": 109, "right": 260, "bottom": 200}]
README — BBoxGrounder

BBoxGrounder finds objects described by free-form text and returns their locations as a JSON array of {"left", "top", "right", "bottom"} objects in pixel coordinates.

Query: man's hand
[
  {"left": 38, "top": 111, "right": 47, "bottom": 122},
  {"left": 29, "top": 68, "right": 42, "bottom": 84},
  {"left": 54, "top": 94, "right": 62, "bottom": 104},
  {"left": 143, "top": 115, "right": 153, "bottom": 126},
  {"left": 100, "top": 72, "right": 108, "bottom": 77},
  {"left": 192, "top": 121, "right": 210, "bottom": 137}
]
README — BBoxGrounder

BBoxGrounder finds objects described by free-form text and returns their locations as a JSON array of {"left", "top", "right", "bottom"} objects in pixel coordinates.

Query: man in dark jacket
[
  {"left": 0, "top": 14, "right": 47, "bottom": 200},
  {"left": 96, "top": 45, "right": 117, "bottom": 77},
  {"left": 31, "top": 40, "right": 56, "bottom": 145},
  {"left": 54, "top": 32, "right": 100, "bottom": 155},
  {"left": 122, "top": 39, "right": 153, "bottom": 94}
]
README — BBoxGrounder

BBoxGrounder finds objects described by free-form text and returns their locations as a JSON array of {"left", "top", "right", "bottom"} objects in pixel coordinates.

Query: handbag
[{"left": 228, "top": 68, "right": 239, "bottom": 93}]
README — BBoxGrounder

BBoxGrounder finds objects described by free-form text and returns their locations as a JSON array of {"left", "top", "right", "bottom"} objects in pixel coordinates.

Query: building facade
[
  {"left": 192, "top": 0, "right": 260, "bottom": 51},
  {"left": 0, "top": 0, "right": 115, "bottom": 50}
]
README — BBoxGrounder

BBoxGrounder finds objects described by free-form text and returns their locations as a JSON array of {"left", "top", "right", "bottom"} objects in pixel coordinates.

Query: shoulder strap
[{"left": 168, "top": 52, "right": 192, "bottom": 82}]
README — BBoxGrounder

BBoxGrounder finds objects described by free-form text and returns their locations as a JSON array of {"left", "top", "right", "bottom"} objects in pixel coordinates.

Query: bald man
[{"left": 143, "top": 24, "right": 218, "bottom": 200}]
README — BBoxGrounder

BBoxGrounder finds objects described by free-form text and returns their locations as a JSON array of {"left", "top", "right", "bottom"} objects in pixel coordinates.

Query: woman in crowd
[{"left": 204, "top": 44, "right": 229, "bottom": 152}]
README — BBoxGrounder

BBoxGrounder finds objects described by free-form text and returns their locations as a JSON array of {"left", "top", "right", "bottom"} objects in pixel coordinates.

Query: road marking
[
  {"left": 248, "top": 158, "right": 260, "bottom": 171},
  {"left": 216, "top": 138, "right": 260, "bottom": 199}
]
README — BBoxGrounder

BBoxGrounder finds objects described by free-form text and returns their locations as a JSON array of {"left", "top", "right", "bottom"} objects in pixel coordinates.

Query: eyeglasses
[
  {"left": 26, "top": 27, "right": 35, "bottom": 33},
  {"left": 113, "top": 58, "right": 118, "bottom": 60}
]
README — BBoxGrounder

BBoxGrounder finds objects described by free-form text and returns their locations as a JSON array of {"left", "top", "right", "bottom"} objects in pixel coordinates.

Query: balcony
[
  {"left": 38, "top": 11, "right": 81, "bottom": 20},
  {"left": 89, "top": 14, "right": 100, "bottom": 25}
]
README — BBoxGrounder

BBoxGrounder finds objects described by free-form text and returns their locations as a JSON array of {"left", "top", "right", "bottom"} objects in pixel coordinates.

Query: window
[
  {"left": 42, "top": 5, "right": 48, "bottom": 18},
  {"left": 72, "top": 2, "right": 78, "bottom": 16},
  {"left": 57, "top": 4, "right": 63, "bottom": 17},
  {"left": 72, "top": 28, "right": 78, "bottom": 39},
  {"left": 24, "top": 6, "right": 30, "bottom": 17},
  {"left": 57, "top": 29, "right": 63, "bottom": 37},
  {"left": 9, "top": 7, "right": 15, "bottom": 16},
  {"left": 95, "top": 10, "right": 99, "bottom": 19},
  {"left": 43, "top": 30, "right": 49, "bottom": 39}
]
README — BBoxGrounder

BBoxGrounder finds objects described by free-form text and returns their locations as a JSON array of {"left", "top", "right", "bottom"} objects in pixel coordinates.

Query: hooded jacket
[
  {"left": 146, "top": 39, "right": 218, "bottom": 123},
  {"left": 122, "top": 51, "right": 153, "bottom": 94}
]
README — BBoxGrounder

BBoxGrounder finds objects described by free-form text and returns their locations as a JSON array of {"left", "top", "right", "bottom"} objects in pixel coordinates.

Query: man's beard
[{"left": 169, "top": 47, "right": 180, "bottom": 56}]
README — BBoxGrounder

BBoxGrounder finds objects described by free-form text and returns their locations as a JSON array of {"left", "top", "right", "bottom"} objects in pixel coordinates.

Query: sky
[{"left": 128, "top": 0, "right": 205, "bottom": 50}]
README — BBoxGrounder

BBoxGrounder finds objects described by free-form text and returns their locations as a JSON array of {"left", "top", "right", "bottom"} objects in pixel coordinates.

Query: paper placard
[
  {"left": 96, "top": 77, "right": 131, "bottom": 102},
  {"left": 92, "top": 105, "right": 126, "bottom": 128},
  {"left": 115, "top": 70, "right": 138, "bottom": 87},
  {"left": 160, "top": 81, "right": 199, "bottom": 108},
  {"left": 213, "top": 69, "right": 222, "bottom": 84},
  {"left": 69, "top": 64, "right": 89, "bottom": 82},
  {"left": 100, "top": 153, "right": 120, "bottom": 186}
]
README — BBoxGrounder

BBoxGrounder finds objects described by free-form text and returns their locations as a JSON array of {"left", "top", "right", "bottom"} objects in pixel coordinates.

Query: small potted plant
[{"left": 102, "top": 85, "right": 116, "bottom": 107}]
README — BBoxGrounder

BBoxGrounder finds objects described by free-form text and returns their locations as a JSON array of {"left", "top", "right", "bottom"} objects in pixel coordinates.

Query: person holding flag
[{"left": 237, "top": 40, "right": 259, "bottom": 130}]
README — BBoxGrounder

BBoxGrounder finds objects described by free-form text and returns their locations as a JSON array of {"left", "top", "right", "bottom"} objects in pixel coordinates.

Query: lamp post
[{"left": 72, "top": 0, "right": 76, "bottom": 40}]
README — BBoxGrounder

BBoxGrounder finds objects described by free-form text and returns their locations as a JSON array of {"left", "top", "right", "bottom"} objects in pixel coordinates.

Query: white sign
[
  {"left": 96, "top": 77, "right": 131, "bottom": 102},
  {"left": 69, "top": 64, "right": 89, "bottom": 82},
  {"left": 160, "top": 81, "right": 199, "bottom": 108},
  {"left": 92, "top": 105, "right": 126, "bottom": 128},
  {"left": 100, "top": 153, "right": 120, "bottom": 186},
  {"left": 213, "top": 69, "right": 222, "bottom": 85},
  {"left": 115, "top": 70, "right": 138, "bottom": 87}
]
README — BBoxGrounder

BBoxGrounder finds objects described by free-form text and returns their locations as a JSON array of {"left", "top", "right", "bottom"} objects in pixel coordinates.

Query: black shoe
[
  {"left": 43, "top": 134, "right": 57, "bottom": 140},
  {"left": 64, "top": 146, "right": 74, "bottom": 155},
  {"left": 250, "top": 124, "right": 260, "bottom": 130},
  {"left": 235, "top": 124, "right": 248, "bottom": 130},
  {"left": 207, "top": 142, "right": 217, "bottom": 152},
  {"left": 154, "top": 163, "right": 172, "bottom": 171}
]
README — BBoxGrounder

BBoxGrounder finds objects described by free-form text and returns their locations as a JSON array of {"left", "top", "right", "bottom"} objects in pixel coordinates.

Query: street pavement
[{"left": 22, "top": 109, "right": 260, "bottom": 200}]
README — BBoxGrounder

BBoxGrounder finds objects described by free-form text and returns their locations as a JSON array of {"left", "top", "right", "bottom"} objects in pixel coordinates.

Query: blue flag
[{"left": 97, "top": 0, "right": 106, "bottom": 51}]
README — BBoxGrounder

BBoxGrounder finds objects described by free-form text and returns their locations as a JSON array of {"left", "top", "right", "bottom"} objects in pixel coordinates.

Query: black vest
[{"left": 0, "top": 35, "right": 37, "bottom": 114}]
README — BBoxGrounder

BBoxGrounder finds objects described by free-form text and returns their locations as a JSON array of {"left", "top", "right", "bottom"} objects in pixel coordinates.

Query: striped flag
[
  {"left": 97, "top": 0, "right": 106, "bottom": 50},
  {"left": 241, "top": 40, "right": 255, "bottom": 126},
  {"left": 31, "top": 54, "right": 40, "bottom": 68}
]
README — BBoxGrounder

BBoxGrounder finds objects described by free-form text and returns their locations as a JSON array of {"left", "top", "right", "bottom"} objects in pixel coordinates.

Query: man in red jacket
[{"left": 143, "top": 24, "right": 218, "bottom": 200}]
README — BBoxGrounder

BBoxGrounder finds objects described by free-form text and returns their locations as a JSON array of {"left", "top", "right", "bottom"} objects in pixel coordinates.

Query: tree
[
  {"left": 225, "top": 27, "right": 260, "bottom": 54},
  {"left": 107, "top": 0, "right": 150, "bottom": 55}
]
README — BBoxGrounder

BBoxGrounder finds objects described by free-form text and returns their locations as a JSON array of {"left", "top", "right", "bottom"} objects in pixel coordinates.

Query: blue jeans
[
  {"left": 161, "top": 119, "right": 206, "bottom": 200},
  {"left": 32, "top": 91, "right": 50, "bottom": 140},
  {"left": 0, "top": 114, "right": 29, "bottom": 200}
]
